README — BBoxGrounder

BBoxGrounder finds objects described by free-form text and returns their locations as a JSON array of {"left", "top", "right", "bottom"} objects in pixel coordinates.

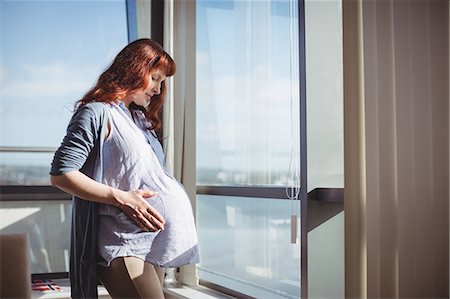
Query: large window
[
  {"left": 196, "top": 1, "right": 303, "bottom": 298},
  {"left": 0, "top": 0, "right": 129, "bottom": 274}
]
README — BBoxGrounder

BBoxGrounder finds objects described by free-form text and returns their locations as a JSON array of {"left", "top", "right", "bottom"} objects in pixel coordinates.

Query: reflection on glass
[
  {"left": 0, "top": 201, "right": 72, "bottom": 274},
  {"left": 196, "top": 0, "right": 300, "bottom": 186},
  {"left": 197, "top": 195, "right": 301, "bottom": 299}
]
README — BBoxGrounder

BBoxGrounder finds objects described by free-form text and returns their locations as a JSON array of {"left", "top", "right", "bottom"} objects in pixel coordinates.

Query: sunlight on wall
[{"left": 0, "top": 207, "right": 40, "bottom": 230}]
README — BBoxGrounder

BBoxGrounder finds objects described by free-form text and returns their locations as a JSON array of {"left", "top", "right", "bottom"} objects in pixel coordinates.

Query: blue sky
[{"left": 1, "top": 0, "right": 128, "bottom": 148}]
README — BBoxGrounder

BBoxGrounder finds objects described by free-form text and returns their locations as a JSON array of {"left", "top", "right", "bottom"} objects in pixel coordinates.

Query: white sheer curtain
[
  {"left": 343, "top": 1, "right": 449, "bottom": 298},
  {"left": 163, "top": 0, "right": 198, "bottom": 286}
]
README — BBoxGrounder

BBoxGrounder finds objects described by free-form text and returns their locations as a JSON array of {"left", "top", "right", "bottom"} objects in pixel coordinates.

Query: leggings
[{"left": 97, "top": 256, "right": 165, "bottom": 299}]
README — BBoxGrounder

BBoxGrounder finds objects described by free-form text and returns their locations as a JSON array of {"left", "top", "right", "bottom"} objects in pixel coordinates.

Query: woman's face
[{"left": 132, "top": 69, "right": 167, "bottom": 108}]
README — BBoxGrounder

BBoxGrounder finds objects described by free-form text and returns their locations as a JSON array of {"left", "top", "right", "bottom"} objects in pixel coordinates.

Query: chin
[{"left": 133, "top": 100, "right": 149, "bottom": 108}]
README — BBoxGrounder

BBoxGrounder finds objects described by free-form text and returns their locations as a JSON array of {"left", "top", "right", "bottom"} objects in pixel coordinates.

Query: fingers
[
  {"left": 137, "top": 189, "right": 158, "bottom": 198},
  {"left": 127, "top": 210, "right": 163, "bottom": 232},
  {"left": 147, "top": 205, "right": 165, "bottom": 226},
  {"left": 120, "top": 189, "right": 166, "bottom": 232},
  {"left": 138, "top": 213, "right": 161, "bottom": 232},
  {"left": 135, "top": 189, "right": 165, "bottom": 226},
  {"left": 136, "top": 191, "right": 165, "bottom": 230},
  {"left": 131, "top": 213, "right": 150, "bottom": 231},
  {"left": 143, "top": 211, "right": 165, "bottom": 231}
]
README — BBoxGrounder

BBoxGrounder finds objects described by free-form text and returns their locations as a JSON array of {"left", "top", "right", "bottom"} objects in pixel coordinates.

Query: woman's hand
[
  {"left": 50, "top": 171, "right": 165, "bottom": 232},
  {"left": 112, "top": 189, "right": 165, "bottom": 232}
]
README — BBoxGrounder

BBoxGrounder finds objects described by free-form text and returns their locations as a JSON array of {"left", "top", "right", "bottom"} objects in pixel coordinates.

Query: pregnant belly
[
  {"left": 98, "top": 178, "right": 191, "bottom": 233},
  {"left": 125, "top": 180, "right": 191, "bottom": 229},
  {"left": 142, "top": 180, "right": 191, "bottom": 221}
]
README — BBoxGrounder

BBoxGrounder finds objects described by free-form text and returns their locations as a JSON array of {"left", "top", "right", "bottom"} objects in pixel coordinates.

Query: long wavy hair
[{"left": 76, "top": 38, "right": 176, "bottom": 131}]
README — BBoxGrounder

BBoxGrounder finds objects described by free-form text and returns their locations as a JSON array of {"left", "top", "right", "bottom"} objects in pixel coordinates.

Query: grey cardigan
[{"left": 50, "top": 102, "right": 109, "bottom": 298}]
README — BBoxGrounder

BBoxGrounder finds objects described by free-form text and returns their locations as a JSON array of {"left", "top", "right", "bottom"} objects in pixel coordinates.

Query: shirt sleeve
[{"left": 50, "top": 105, "right": 101, "bottom": 175}]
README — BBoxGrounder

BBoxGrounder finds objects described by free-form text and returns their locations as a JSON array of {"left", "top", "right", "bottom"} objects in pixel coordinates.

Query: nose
[{"left": 152, "top": 82, "right": 161, "bottom": 95}]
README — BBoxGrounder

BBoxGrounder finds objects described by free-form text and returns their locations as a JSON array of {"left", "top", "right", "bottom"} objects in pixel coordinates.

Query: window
[
  {"left": 0, "top": 0, "right": 129, "bottom": 274},
  {"left": 0, "top": 0, "right": 129, "bottom": 185},
  {"left": 197, "top": 195, "right": 301, "bottom": 299},
  {"left": 196, "top": 1, "right": 304, "bottom": 298},
  {"left": 196, "top": 0, "right": 300, "bottom": 187},
  {"left": 0, "top": 199, "right": 71, "bottom": 273}
]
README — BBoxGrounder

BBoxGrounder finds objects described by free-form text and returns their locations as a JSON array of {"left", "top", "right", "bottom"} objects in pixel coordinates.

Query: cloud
[
  {"left": 2, "top": 61, "right": 99, "bottom": 101},
  {"left": 197, "top": 61, "right": 300, "bottom": 136},
  {"left": 196, "top": 53, "right": 301, "bottom": 174}
]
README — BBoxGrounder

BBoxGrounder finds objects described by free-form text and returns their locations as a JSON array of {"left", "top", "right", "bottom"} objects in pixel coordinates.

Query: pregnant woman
[{"left": 50, "top": 38, "right": 199, "bottom": 299}]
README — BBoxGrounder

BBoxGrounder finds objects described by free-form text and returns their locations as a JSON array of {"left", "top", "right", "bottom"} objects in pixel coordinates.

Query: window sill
[
  {"left": 164, "top": 281, "right": 235, "bottom": 299},
  {"left": 31, "top": 279, "right": 110, "bottom": 299},
  {"left": 31, "top": 279, "right": 235, "bottom": 299}
]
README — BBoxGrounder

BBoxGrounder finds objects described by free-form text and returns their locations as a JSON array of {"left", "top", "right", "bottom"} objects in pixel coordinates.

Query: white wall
[
  {"left": 308, "top": 212, "right": 344, "bottom": 299},
  {"left": 305, "top": 0, "right": 344, "bottom": 193},
  {"left": 305, "top": 0, "right": 345, "bottom": 298}
]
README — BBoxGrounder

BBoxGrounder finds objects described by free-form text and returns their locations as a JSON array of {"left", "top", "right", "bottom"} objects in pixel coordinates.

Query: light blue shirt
[
  {"left": 50, "top": 101, "right": 199, "bottom": 298},
  {"left": 97, "top": 101, "right": 199, "bottom": 268}
]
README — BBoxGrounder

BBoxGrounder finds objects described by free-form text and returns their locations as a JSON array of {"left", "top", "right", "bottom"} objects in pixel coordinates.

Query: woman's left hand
[{"left": 112, "top": 189, "right": 165, "bottom": 232}]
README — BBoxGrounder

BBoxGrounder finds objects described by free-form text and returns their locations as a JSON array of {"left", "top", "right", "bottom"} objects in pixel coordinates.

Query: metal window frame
[
  {"left": 298, "top": 0, "right": 308, "bottom": 297},
  {"left": 197, "top": 185, "right": 300, "bottom": 200},
  {"left": 150, "top": 0, "right": 164, "bottom": 46},
  {"left": 125, "top": 0, "right": 164, "bottom": 44},
  {"left": 126, "top": 0, "right": 138, "bottom": 42}
]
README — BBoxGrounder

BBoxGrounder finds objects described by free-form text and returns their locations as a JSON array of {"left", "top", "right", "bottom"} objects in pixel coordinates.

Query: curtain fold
[
  {"left": 163, "top": 0, "right": 198, "bottom": 286},
  {"left": 344, "top": 0, "right": 449, "bottom": 298}
]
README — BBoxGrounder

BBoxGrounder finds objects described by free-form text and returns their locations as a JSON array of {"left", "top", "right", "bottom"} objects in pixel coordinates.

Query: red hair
[{"left": 76, "top": 38, "right": 176, "bottom": 131}]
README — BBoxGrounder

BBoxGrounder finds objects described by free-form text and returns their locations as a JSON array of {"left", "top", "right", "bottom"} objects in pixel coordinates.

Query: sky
[{"left": 1, "top": 0, "right": 128, "bottom": 148}]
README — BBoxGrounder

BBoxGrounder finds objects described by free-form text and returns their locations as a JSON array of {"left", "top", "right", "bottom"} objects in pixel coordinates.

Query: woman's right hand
[{"left": 112, "top": 189, "right": 165, "bottom": 232}]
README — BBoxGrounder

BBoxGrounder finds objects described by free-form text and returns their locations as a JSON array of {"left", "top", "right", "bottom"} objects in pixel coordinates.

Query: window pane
[
  {"left": 196, "top": 0, "right": 300, "bottom": 186},
  {"left": 197, "top": 195, "right": 301, "bottom": 299},
  {"left": 1, "top": 152, "right": 53, "bottom": 185},
  {"left": 0, "top": 0, "right": 129, "bottom": 185},
  {"left": 0, "top": 200, "right": 72, "bottom": 274}
]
